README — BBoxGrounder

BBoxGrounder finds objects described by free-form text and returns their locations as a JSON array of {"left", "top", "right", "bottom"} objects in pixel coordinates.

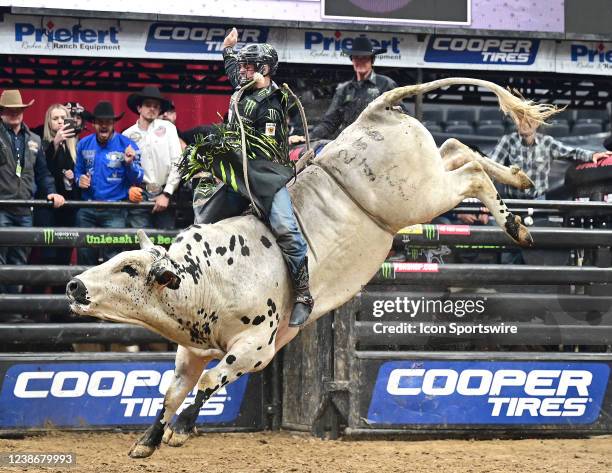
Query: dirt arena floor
[{"left": 0, "top": 431, "right": 610, "bottom": 473}]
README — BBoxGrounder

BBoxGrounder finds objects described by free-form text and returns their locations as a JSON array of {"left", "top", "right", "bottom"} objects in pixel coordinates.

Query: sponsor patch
[
  {"left": 265, "top": 123, "right": 276, "bottom": 136},
  {"left": 154, "top": 127, "right": 166, "bottom": 137}
]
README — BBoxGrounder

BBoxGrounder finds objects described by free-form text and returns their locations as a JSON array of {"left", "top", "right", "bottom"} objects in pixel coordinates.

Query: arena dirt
[{"left": 0, "top": 431, "right": 610, "bottom": 473}]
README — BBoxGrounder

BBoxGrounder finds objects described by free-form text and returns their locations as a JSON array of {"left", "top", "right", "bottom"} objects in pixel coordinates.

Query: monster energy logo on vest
[
  {"left": 243, "top": 98, "right": 257, "bottom": 117},
  {"left": 179, "top": 122, "right": 293, "bottom": 215}
]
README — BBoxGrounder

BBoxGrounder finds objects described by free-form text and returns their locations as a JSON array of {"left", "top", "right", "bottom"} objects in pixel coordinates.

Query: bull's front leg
[
  {"left": 163, "top": 334, "right": 276, "bottom": 448},
  {"left": 128, "top": 345, "right": 213, "bottom": 459}
]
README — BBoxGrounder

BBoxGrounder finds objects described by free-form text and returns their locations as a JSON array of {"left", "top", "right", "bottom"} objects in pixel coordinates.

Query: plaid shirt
[{"left": 489, "top": 132, "right": 593, "bottom": 199}]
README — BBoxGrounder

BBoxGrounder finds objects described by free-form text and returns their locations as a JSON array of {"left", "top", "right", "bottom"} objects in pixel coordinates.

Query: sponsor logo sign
[
  {"left": 0, "top": 361, "right": 248, "bottom": 427},
  {"left": 145, "top": 23, "right": 268, "bottom": 54},
  {"left": 379, "top": 262, "right": 440, "bottom": 278},
  {"left": 425, "top": 36, "right": 540, "bottom": 65},
  {"left": 84, "top": 233, "right": 174, "bottom": 246},
  {"left": 368, "top": 361, "right": 609, "bottom": 425},
  {"left": 14, "top": 19, "right": 121, "bottom": 53},
  {"left": 567, "top": 42, "right": 612, "bottom": 72},
  {"left": 296, "top": 30, "right": 409, "bottom": 64},
  {"left": 42, "top": 229, "right": 80, "bottom": 245}
]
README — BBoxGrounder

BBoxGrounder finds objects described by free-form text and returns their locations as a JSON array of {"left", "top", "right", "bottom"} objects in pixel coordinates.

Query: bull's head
[{"left": 66, "top": 230, "right": 181, "bottom": 324}]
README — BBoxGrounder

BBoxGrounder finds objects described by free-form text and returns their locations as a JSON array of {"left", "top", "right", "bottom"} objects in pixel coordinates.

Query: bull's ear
[
  {"left": 154, "top": 268, "right": 181, "bottom": 290},
  {"left": 137, "top": 229, "right": 154, "bottom": 250}
]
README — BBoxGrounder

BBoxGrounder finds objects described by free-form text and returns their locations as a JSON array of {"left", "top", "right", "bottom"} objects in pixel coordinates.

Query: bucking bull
[{"left": 67, "top": 78, "right": 557, "bottom": 458}]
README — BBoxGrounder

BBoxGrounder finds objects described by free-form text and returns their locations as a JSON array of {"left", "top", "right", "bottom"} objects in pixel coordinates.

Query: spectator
[
  {"left": 64, "top": 101, "right": 86, "bottom": 138},
  {"left": 74, "top": 101, "right": 143, "bottom": 265},
  {"left": 161, "top": 101, "right": 177, "bottom": 125},
  {"left": 489, "top": 115, "right": 612, "bottom": 200},
  {"left": 307, "top": 36, "right": 399, "bottom": 141},
  {"left": 0, "top": 90, "right": 65, "bottom": 319},
  {"left": 123, "top": 87, "right": 182, "bottom": 229},
  {"left": 161, "top": 101, "right": 187, "bottom": 149},
  {"left": 35, "top": 103, "right": 80, "bottom": 266}
]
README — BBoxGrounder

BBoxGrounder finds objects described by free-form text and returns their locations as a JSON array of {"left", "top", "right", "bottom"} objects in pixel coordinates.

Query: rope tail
[
  {"left": 283, "top": 83, "right": 315, "bottom": 176},
  {"left": 232, "top": 79, "right": 263, "bottom": 218}
]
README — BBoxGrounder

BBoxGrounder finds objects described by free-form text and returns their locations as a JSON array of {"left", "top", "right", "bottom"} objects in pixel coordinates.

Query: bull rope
[
  {"left": 232, "top": 77, "right": 263, "bottom": 218},
  {"left": 282, "top": 83, "right": 315, "bottom": 173}
]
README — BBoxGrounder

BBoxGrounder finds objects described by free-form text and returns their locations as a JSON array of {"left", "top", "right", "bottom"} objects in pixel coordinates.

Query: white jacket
[{"left": 123, "top": 119, "right": 182, "bottom": 195}]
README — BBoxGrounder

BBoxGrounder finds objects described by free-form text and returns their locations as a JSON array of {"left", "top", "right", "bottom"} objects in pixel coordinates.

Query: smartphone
[{"left": 64, "top": 118, "right": 75, "bottom": 130}]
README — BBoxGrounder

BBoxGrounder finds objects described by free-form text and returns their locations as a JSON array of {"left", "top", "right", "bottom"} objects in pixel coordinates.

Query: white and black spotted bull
[{"left": 67, "top": 78, "right": 558, "bottom": 458}]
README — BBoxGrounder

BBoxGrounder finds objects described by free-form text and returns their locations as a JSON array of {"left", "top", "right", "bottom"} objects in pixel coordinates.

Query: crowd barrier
[
  {"left": 281, "top": 216, "right": 612, "bottom": 438},
  {"left": 0, "top": 199, "right": 611, "bottom": 438}
]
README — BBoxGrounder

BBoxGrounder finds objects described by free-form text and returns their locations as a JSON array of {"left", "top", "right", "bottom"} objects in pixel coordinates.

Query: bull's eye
[{"left": 121, "top": 265, "right": 138, "bottom": 278}]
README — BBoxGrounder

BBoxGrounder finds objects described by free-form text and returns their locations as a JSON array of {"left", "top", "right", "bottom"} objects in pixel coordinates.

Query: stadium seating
[
  {"left": 447, "top": 109, "right": 477, "bottom": 124},
  {"left": 445, "top": 122, "right": 476, "bottom": 135},
  {"left": 572, "top": 121, "right": 604, "bottom": 136},
  {"left": 476, "top": 122, "right": 506, "bottom": 137},
  {"left": 545, "top": 120, "right": 571, "bottom": 137}
]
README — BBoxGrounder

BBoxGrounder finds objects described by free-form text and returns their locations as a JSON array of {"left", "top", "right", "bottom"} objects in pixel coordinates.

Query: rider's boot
[{"left": 288, "top": 256, "right": 314, "bottom": 327}]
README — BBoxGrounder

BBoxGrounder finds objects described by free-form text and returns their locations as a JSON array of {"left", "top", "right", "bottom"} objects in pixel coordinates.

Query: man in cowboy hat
[
  {"left": 74, "top": 100, "right": 144, "bottom": 265},
  {"left": 0, "top": 90, "right": 65, "bottom": 299},
  {"left": 123, "top": 86, "right": 183, "bottom": 229},
  {"left": 308, "top": 36, "right": 399, "bottom": 140}
]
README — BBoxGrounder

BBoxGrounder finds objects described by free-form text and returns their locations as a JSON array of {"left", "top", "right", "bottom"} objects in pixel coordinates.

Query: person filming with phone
[{"left": 33, "top": 104, "right": 81, "bottom": 267}]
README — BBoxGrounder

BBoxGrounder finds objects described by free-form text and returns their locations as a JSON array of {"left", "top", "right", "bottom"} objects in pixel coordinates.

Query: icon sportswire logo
[{"left": 43, "top": 228, "right": 54, "bottom": 244}]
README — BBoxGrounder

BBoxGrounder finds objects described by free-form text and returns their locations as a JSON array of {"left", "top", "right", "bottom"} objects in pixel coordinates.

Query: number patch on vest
[{"left": 265, "top": 123, "right": 276, "bottom": 136}]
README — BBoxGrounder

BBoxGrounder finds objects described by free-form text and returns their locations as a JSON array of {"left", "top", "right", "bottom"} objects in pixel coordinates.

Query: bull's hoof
[
  {"left": 505, "top": 214, "right": 534, "bottom": 247},
  {"left": 163, "top": 426, "right": 194, "bottom": 447},
  {"left": 128, "top": 443, "right": 157, "bottom": 459},
  {"left": 510, "top": 165, "right": 535, "bottom": 189},
  {"left": 128, "top": 424, "right": 164, "bottom": 458}
]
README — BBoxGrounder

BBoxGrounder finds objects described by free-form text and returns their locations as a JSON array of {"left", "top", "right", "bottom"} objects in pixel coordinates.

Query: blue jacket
[{"left": 75, "top": 132, "right": 144, "bottom": 201}]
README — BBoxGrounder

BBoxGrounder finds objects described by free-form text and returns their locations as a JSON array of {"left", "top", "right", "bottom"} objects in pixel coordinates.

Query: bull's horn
[{"left": 137, "top": 229, "right": 154, "bottom": 249}]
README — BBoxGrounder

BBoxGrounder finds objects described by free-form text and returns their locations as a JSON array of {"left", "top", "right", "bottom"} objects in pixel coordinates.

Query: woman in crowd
[{"left": 35, "top": 104, "right": 79, "bottom": 265}]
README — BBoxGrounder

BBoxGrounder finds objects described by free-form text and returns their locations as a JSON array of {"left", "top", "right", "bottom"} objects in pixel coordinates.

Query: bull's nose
[{"left": 66, "top": 278, "right": 90, "bottom": 305}]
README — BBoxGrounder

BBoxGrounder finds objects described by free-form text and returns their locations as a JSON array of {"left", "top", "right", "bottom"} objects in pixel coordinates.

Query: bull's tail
[{"left": 374, "top": 78, "right": 560, "bottom": 126}]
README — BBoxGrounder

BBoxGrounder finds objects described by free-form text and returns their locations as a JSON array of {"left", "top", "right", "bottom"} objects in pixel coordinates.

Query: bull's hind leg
[
  {"left": 128, "top": 346, "right": 212, "bottom": 458},
  {"left": 163, "top": 334, "right": 276, "bottom": 448},
  {"left": 445, "top": 160, "right": 533, "bottom": 247},
  {"left": 439, "top": 138, "right": 534, "bottom": 190}
]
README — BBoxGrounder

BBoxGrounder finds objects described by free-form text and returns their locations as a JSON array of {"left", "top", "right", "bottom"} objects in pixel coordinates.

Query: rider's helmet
[{"left": 237, "top": 43, "right": 279, "bottom": 85}]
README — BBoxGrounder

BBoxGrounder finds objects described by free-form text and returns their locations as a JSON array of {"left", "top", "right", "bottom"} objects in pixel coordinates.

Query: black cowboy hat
[
  {"left": 341, "top": 36, "right": 387, "bottom": 57},
  {"left": 126, "top": 86, "right": 172, "bottom": 114},
  {"left": 82, "top": 101, "right": 125, "bottom": 122}
]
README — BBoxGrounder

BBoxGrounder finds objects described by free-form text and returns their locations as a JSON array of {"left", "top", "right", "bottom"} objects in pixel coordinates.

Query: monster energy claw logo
[
  {"left": 380, "top": 262, "right": 394, "bottom": 279},
  {"left": 243, "top": 99, "right": 257, "bottom": 116},
  {"left": 267, "top": 108, "right": 279, "bottom": 121},
  {"left": 424, "top": 224, "right": 437, "bottom": 240},
  {"left": 43, "top": 228, "right": 54, "bottom": 244}
]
